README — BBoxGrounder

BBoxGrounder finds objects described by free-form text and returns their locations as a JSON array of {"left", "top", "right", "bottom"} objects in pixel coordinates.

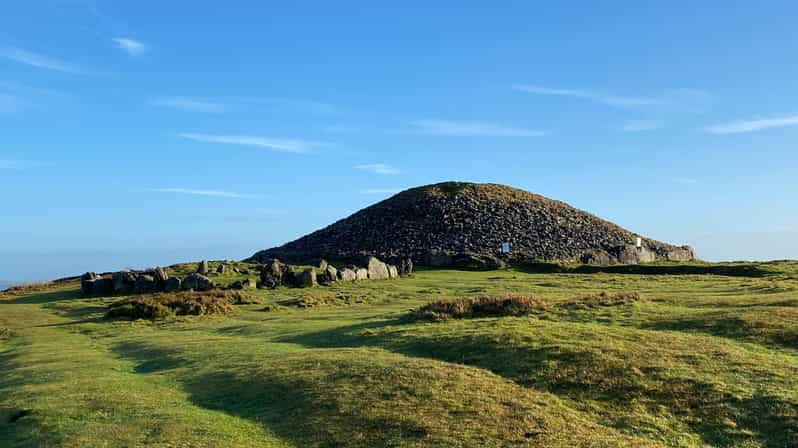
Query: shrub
[
  {"left": 558, "top": 292, "right": 641, "bottom": 310},
  {"left": 106, "top": 290, "right": 239, "bottom": 320},
  {"left": 410, "top": 295, "right": 547, "bottom": 321}
]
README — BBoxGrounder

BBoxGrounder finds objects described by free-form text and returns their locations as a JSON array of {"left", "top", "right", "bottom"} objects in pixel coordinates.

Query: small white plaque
[{"left": 636, "top": 237, "right": 642, "bottom": 248}]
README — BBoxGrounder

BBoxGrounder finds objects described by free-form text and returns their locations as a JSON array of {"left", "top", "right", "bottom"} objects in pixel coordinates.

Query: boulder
[
  {"left": 318, "top": 259, "right": 328, "bottom": 270},
  {"left": 80, "top": 272, "right": 98, "bottom": 296},
  {"left": 452, "top": 253, "right": 505, "bottom": 271},
  {"left": 197, "top": 260, "right": 209, "bottom": 274},
  {"left": 667, "top": 246, "right": 695, "bottom": 261},
  {"left": 153, "top": 267, "right": 169, "bottom": 289},
  {"left": 134, "top": 274, "right": 156, "bottom": 294},
  {"left": 610, "top": 244, "right": 656, "bottom": 265},
  {"left": 112, "top": 270, "right": 136, "bottom": 293},
  {"left": 231, "top": 278, "right": 256, "bottom": 290},
  {"left": 366, "top": 256, "right": 390, "bottom": 280},
  {"left": 387, "top": 265, "right": 399, "bottom": 279},
  {"left": 323, "top": 264, "right": 338, "bottom": 283},
  {"left": 338, "top": 268, "right": 357, "bottom": 282},
  {"left": 298, "top": 268, "right": 317, "bottom": 287},
  {"left": 281, "top": 264, "right": 298, "bottom": 287},
  {"left": 259, "top": 259, "right": 284, "bottom": 288},
  {"left": 400, "top": 258, "right": 414, "bottom": 276},
  {"left": 182, "top": 273, "right": 214, "bottom": 291},
  {"left": 355, "top": 268, "right": 369, "bottom": 281},
  {"left": 580, "top": 250, "right": 614, "bottom": 267},
  {"left": 93, "top": 277, "right": 115, "bottom": 296},
  {"left": 422, "top": 250, "right": 453, "bottom": 267},
  {"left": 216, "top": 264, "right": 226, "bottom": 274},
  {"left": 164, "top": 277, "right": 182, "bottom": 292}
]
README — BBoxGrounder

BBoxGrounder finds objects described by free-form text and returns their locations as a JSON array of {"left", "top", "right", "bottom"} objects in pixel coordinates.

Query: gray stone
[
  {"left": 580, "top": 250, "right": 613, "bottom": 266},
  {"left": 453, "top": 253, "right": 505, "bottom": 271},
  {"left": 134, "top": 274, "right": 156, "bottom": 294},
  {"left": 667, "top": 246, "right": 695, "bottom": 262},
  {"left": 387, "top": 265, "right": 399, "bottom": 279},
  {"left": 281, "top": 264, "right": 298, "bottom": 287},
  {"left": 216, "top": 264, "right": 226, "bottom": 274},
  {"left": 298, "top": 268, "right": 317, "bottom": 287},
  {"left": 259, "top": 259, "right": 284, "bottom": 288},
  {"left": 112, "top": 270, "right": 136, "bottom": 293},
  {"left": 197, "top": 260, "right": 209, "bottom": 274},
  {"left": 231, "top": 278, "right": 256, "bottom": 290},
  {"left": 355, "top": 268, "right": 369, "bottom": 281},
  {"left": 80, "top": 272, "right": 98, "bottom": 296},
  {"left": 323, "top": 264, "right": 338, "bottom": 283},
  {"left": 318, "top": 259, "right": 328, "bottom": 270},
  {"left": 93, "top": 277, "right": 115, "bottom": 296},
  {"left": 366, "top": 256, "right": 390, "bottom": 280},
  {"left": 164, "top": 277, "right": 182, "bottom": 292},
  {"left": 337, "top": 268, "right": 357, "bottom": 282},
  {"left": 182, "top": 273, "right": 213, "bottom": 291}
]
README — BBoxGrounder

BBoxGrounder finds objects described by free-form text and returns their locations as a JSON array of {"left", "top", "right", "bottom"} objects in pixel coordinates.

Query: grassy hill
[{"left": 2, "top": 260, "right": 798, "bottom": 447}]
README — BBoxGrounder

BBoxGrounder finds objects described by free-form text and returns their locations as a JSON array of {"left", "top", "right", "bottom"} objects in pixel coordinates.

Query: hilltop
[{"left": 252, "top": 182, "right": 694, "bottom": 265}]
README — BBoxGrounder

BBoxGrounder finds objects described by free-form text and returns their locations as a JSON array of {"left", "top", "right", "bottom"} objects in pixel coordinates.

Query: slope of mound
[{"left": 252, "top": 182, "right": 693, "bottom": 264}]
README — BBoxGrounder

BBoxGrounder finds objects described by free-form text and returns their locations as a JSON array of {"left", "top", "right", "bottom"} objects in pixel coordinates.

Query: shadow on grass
[
  {"left": 0, "top": 289, "right": 82, "bottom": 305},
  {"left": 111, "top": 340, "right": 429, "bottom": 448},
  {"left": 513, "top": 262, "right": 772, "bottom": 277},
  {"left": 281, "top": 320, "right": 798, "bottom": 448},
  {"left": 642, "top": 315, "right": 798, "bottom": 351}
]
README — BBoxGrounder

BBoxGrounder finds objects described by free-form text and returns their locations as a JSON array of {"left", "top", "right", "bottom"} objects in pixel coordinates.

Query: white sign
[{"left": 501, "top": 242, "right": 510, "bottom": 254}]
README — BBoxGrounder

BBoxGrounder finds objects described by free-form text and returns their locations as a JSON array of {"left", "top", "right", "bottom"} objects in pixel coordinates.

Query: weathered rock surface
[
  {"left": 164, "top": 277, "right": 182, "bottom": 292},
  {"left": 183, "top": 273, "right": 213, "bottom": 291},
  {"left": 197, "top": 260, "right": 209, "bottom": 274},
  {"left": 134, "top": 275, "right": 156, "bottom": 294},
  {"left": 323, "top": 265, "right": 338, "bottom": 283},
  {"left": 399, "top": 258, "right": 413, "bottom": 276},
  {"left": 113, "top": 270, "right": 136, "bottom": 293},
  {"left": 298, "top": 268, "right": 317, "bottom": 287},
  {"left": 338, "top": 268, "right": 357, "bottom": 282},
  {"left": 452, "top": 253, "right": 505, "bottom": 271},
  {"left": 80, "top": 272, "right": 98, "bottom": 296},
  {"left": 93, "top": 277, "right": 115, "bottom": 295},
  {"left": 366, "top": 256, "right": 390, "bottom": 280},
  {"left": 231, "top": 278, "right": 256, "bottom": 290},
  {"left": 250, "top": 182, "right": 695, "bottom": 265},
  {"left": 355, "top": 268, "right": 369, "bottom": 281}
]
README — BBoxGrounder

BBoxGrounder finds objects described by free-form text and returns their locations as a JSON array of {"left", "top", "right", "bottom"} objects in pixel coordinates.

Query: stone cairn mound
[
  {"left": 250, "top": 181, "right": 695, "bottom": 267},
  {"left": 257, "top": 256, "right": 412, "bottom": 289}
]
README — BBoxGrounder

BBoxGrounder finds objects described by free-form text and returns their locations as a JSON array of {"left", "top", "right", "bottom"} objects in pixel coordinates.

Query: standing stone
[
  {"left": 197, "top": 260, "right": 209, "bottom": 274},
  {"left": 298, "top": 268, "right": 317, "bottom": 287},
  {"left": 216, "top": 264, "right": 226, "bottom": 274},
  {"left": 259, "top": 259, "right": 284, "bottom": 288},
  {"left": 93, "top": 277, "right": 115, "bottom": 296},
  {"left": 323, "top": 264, "right": 338, "bottom": 283},
  {"left": 134, "top": 275, "right": 156, "bottom": 294},
  {"left": 182, "top": 273, "right": 213, "bottom": 291},
  {"left": 281, "top": 264, "right": 298, "bottom": 287},
  {"left": 153, "top": 267, "right": 169, "bottom": 290},
  {"left": 400, "top": 258, "right": 414, "bottom": 276},
  {"left": 387, "top": 265, "right": 399, "bottom": 279},
  {"left": 318, "top": 259, "right": 328, "bottom": 271},
  {"left": 112, "top": 270, "right": 136, "bottom": 293},
  {"left": 80, "top": 272, "right": 98, "bottom": 296},
  {"left": 365, "top": 256, "right": 390, "bottom": 280},
  {"left": 164, "top": 277, "right": 182, "bottom": 292},
  {"left": 337, "top": 268, "right": 357, "bottom": 282},
  {"left": 355, "top": 268, "right": 369, "bottom": 281}
]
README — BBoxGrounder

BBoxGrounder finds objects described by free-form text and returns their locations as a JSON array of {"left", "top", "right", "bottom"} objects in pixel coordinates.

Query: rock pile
[
  {"left": 250, "top": 181, "right": 696, "bottom": 267},
  {"left": 257, "top": 256, "right": 412, "bottom": 289}
]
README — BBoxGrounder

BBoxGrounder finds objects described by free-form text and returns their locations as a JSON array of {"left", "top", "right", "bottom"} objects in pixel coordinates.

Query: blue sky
[{"left": 2, "top": 1, "right": 797, "bottom": 281}]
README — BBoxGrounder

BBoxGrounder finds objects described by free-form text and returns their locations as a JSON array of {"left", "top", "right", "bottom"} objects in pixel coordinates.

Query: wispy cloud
[
  {"left": 0, "top": 47, "right": 80, "bottom": 73},
  {"left": 113, "top": 37, "right": 148, "bottom": 56},
  {"left": 511, "top": 84, "right": 662, "bottom": 108},
  {"left": 704, "top": 115, "right": 798, "bottom": 134},
  {"left": 146, "top": 188, "right": 257, "bottom": 198},
  {"left": 152, "top": 97, "right": 225, "bottom": 113},
  {"left": 361, "top": 188, "right": 404, "bottom": 194},
  {"left": 512, "top": 85, "right": 711, "bottom": 113},
  {"left": 409, "top": 119, "right": 545, "bottom": 137},
  {"left": 621, "top": 120, "right": 662, "bottom": 132},
  {"left": 179, "top": 132, "right": 323, "bottom": 153},
  {"left": 355, "top": 163, "right": 400, "bottom": 175}
]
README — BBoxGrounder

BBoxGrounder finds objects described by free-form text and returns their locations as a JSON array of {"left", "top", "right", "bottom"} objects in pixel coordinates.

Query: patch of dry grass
[
  {"left": 558, "top": 291, "right": 641, "bottom": 310},
  {"left": 410, "top": 295, "right": 547, "bottom": 321},
  {"left": 106, "top": 290, "right": 240, "bottom": 319}
]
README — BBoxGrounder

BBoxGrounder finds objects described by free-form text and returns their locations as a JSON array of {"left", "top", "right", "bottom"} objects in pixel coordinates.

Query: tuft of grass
[
  {"left": 410, "top": 295, "right": 547, "bottom": 321},
  {"left": 106, "top": 291, "right": 240, "bottom": 319}
]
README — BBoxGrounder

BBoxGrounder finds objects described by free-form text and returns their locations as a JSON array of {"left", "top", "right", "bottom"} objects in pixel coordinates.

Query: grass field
[{"left": 2, "top": 260, "right": 798, "bottom": 447}]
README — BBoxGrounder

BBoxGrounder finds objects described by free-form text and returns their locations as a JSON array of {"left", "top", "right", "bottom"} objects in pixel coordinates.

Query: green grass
[{"left": 2, "top": 261, "right": 798, "bottom": 447}]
